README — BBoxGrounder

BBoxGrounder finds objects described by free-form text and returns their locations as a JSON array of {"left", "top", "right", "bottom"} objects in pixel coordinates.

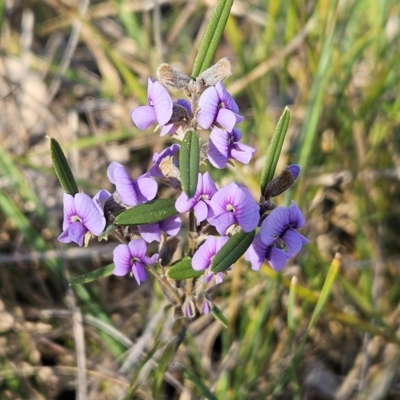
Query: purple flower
[
  {"left": 160, "top": 99, "right": 192, "bottom": 136},
  {"left": 131, "top": 78, "right": 173, "bottom": 130},
  {"left": 208, "top": 127, "right": 256, "bottom": 169},
  {"left": 149, "top": 144, "right": 180, "bottom": 178},
  {"left": 192, "top": 236, "right": 230, "bottom": 284},
  {"left": 93, "top": 189, "right": 112, "bottom": 213},
  {"left": 58, "top": 193, "right": 106, "bottom": 247},
  {"left": 138, "top": 215, "right": 182, "bottom": 243},
  {"left": 175, "top": 172, "right": 218, "bottom": 225},
  {"left": 207, "top": 182, "right": 259, "bottom": 235},
  {"left": 245, "top": 202, "right": 309, "bottom": 271},
  {"left": 286, "top": 164, "right": 301, "bottom": 181},
  {"left": 197, "top": 82, "right": 244, "bottom": 131},
  {"left": 113, "top": 238, "right": 158, "bottom": 285},
  {"left": 245, "top": 234, "right": 292, "bottom": 271},
  {"left": 107, "top": 162, "right": 157, "bottom": 206}
]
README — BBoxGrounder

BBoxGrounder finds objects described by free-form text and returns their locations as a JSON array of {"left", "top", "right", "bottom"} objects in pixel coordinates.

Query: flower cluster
[{"left": 58, "top": 59, "right": 308, "bottom": 320}]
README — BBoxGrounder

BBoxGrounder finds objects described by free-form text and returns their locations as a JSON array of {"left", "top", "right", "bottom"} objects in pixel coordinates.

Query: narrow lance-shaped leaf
[
  {"left": 211, "top": 304, "right": 228, "bottom": 328},
  {"left": 179, "top": 131, "right": 199, "bottom": 198},
  {"left": 167, "top": 257, "right": 203, "bottom": 280},
  {"left": 211, "top": 229, "right": 256, "bottom": 273},
  {"left": 115, "top": 198, "right": 177, "bottom": 226},
  {"left": 260, "top": 107, "right": 290, "bottom": 195},
  {"left": 49, "top": 137, "right": 79, "bottom": 195},
  {"left": 191, "top": 0, "right": 234, "bottom": 78},
  {"left": 70, "top": 264, "right": 115, "bottom": 285}
]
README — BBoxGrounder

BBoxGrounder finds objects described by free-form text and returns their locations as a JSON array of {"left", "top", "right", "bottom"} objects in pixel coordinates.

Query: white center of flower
[
  {"left": 71, "top": 215, "right": 81, "bottom": 223},
  {"left": 226, "top": 204, "right": 235, "bottom": 213}
]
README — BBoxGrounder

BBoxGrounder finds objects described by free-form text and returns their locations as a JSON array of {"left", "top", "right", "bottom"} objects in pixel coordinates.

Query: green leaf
[
  {"left": 191, "top": 0, "right": 234, "bottom": 78},
  {"left": 179, "top": 131, "right": 199, "bottom": 198},
  {"left": 259, "top": 108, "right": 290, "bottom": 195},
  {"left": 49, "top": 137, "right": 79, "bottom": 195},
  {"left": 70, "top": 264, "right": 115, "bottom": 285},
  {"left": 183, "top": 368, "right": 218, "bottom": 400},
  {"left": 167, "top": 257, "right": 203, "bottom": 280},
  {"left": 308, "top": 252, "right": 341, "bottom": 331},
  {"left": 211, "top": 230, "right": 256, "bottom": 273},
  {"left": 211, "top": 304, "right": 228, "bottom": 328},
  {"left": 115, "top": 199, "right": 178, "bottom": 226}
]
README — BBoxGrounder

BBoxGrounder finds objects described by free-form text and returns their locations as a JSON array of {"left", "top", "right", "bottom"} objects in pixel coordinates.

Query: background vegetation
[{"left": 1, "top": 0, "right": 400, "bottom": 399}]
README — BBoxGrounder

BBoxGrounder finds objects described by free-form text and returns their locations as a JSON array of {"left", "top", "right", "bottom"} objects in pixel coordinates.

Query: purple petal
[
  {"left": 160, "top": 216, "right": 181, "bottom": 236},
  {"left": 193, "top": 201, "right": 209, "bottom": 224},
  {"left": 259, "top": 207, "right": 291, "bottom": 246},
  {"left": 146, "top": 253, "right": 159, "bottom": 265},
  {"left": 208, "top": 128, "right": 229, "bottom": 169},
  {"left": 245, "top": 234, "right": 268, "bottom": 270},
  {"left": 113, "top": 165, "right": 138, "bottom": 206},
  {"left": 215, "top": 82, "right": 239, "bottom": 113},
  {"left": 128, "top": 238, "right": 147, "bottom": 259},
  {"left": 138, "top": 223, "right": 161, "bottom": 243},
  {"left": 175, "top": 191, "right": 197, "bottom": 213},
  {"left": 150, "top": 144, "right": 180, "bottom": 178},
  {"left": 197, "top": 87, "right": 219, "bottom": 129},
  {"left": 266, "top": 247, "right": 291, "bottom": 271},
  {"left": 130, "top": 105, "right": 157, "bottom": 130},
  {"left": 232, "top": 188, "right": 259, "bottom": 232},
  {"left": 175, "top": 99, "right": 192, "bottom": 114},
  {"left": 192, "top": 236, "right": 218, "bottom": 271},
  {"left": 160, "top": 124, "right": 176, "bottom": 136},
  {"left": 113, "top": 244, "right": 133, "bottom": 276},
  {"left": 62, "top": 193, "right": 75, "bottom": 229},
  {"left": 93, "top": 189, "right": 111, "bottom": 213},
  {"left": 216, "top": 108, "right": 238, "bottom": 132},
  {"left": 288, "top": 202, "right": 306, "bottom": 229},
  {"left": 281, "top": 229, "right": 304, "bottom": 255},
  {"left": 134, "top": 176, "right": 158, "bottom": 204},
  {"left": 202, "top": 299, "right": 211, "bottom": 314},
  {"left": 287, "top": 164, "right": 301, "bottom": 181},
  {"left": 107, "top": 161, "right": 123, "bottom": 184},
  {"left": 131, "top": 261, "right": 148, "bottom": 285},
  {"left": 74, "top": 193, "right": 105, "bottom": 235},
  {"left": 208, "top": 212, "right": 236, "bottom": 235},
  {"left": 201, "top": 172, "right": 218, "bottom": 197},
  {"left": 230, "top": 143, "right": 256, "bottom": 164},
  {"left": 192, "top": 236, "right": 228, "bottom": 271},
  {"left": 149, "top": 81, "right": 173, "bottom": 125},
  {"left": 232, "top": 128, "right": 242, "bottom": 141}
]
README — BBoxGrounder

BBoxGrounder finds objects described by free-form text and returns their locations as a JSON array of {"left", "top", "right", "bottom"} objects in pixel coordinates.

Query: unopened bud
[
  {"left": 157, "top": 63, "right": 191, "bottom": 89},
  {"left": 263, "top": 164, "right": 301, "bottom": 199}
]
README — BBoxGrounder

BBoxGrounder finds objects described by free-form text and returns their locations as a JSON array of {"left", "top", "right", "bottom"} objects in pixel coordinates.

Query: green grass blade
[
  {"left": 308, "top": 253, "right": 341, "bottom": 331},
  {"left": 183, "top": 368, "right": 218, "bottom": 400}
]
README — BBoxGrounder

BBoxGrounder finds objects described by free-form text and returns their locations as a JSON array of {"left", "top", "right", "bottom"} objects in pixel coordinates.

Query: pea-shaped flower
[
  {"left": 208, "top": 127, "right": 256, "bottom": 169},
  {"left": 113, "top": 238, "right": 158, "bottom": 285},
  {"left": 175, "top": 172, "right": 218, "bottom": 225},
  {"left": 207, "top": 182, "right": 259, "bottom": 235},
  {"left": 245, "top": 202, "right": 309, "bottom": 271},
  {"left": 107, "top": 161, "right": 157, "bottom": 207},
  {"left": 58, "top": 193, "right": 106, "bottom": 247},
  {"left": 131, "top": 78, "right": 173, "bottom": 130},
  {"left": 197, "top": 82, "right": 244, "bottom": 131},
  {"left": 192, "top": 236, "right": 230, "bottom": 284}
]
